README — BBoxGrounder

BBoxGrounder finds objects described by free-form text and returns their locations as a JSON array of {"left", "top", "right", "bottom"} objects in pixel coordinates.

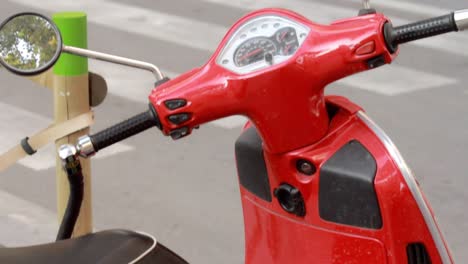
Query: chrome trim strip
[
  {"left": 128, "top": 231, "right": 158, "bottom": 264},
  {"left": 357, "top": 111, "right": 451, "bottom": 264}
]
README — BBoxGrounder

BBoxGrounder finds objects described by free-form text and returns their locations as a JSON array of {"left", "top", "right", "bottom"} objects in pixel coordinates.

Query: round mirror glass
[{"left": 0, "top": 13, "right": 62, "bottom": 75}]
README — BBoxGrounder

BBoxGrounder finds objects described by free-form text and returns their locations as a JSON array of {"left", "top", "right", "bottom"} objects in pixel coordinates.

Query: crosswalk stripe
[
  {"left": 8, "top": 0, "right": 226, "bottom": 53},
  {"left": 0, "top": 190, "right": 57, "bottom": 246},
  {"left": 337, "top": 64, "right": 457, "bottom": 96},
  {"left": 210, "top": 116, "right": 248, "bottom": 130},
  {"left": 201, "top": 0, "right": 355, "bottom": 23},
  {"left": 371, "top": 0, "right": 449, "bottom": 17},
  {"left": 0, "top": 102, "right": 134, "bottom": 171},
  {"left": 90, "top": 61, "right": 155, "bottom": 104}
]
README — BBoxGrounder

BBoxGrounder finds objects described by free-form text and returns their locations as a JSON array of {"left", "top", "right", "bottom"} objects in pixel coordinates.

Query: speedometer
[
  {"left": 234, "top": 37, "right": 277, "bottom": 67},
  {"left": 216, "top": 15, "right": 310, "bottom": 74}
]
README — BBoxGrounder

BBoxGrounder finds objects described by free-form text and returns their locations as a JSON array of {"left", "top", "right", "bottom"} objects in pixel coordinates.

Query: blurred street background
[{"left": 0, "top": 0, "right": 467, "bottom": 263}]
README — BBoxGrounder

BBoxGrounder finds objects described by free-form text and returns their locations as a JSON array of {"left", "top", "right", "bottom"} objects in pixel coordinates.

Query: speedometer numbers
[
  {"left": 233, "top": 27, "right": 301, "bottom": 68},
  {"left": 234, "top": 38, "right": 276, "bottom": 67}
]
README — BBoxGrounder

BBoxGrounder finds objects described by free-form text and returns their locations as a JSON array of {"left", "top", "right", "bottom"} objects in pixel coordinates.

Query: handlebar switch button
[
  {"left": 164, "top": 99, "right": 187, "bottom": 110},
  {"left": 170, "top": 127, "right": 190, "bottom": 140},
  {"left": 168, "top": 113, "right": 191, "bottom": 125},
  {"left": 366, "top": 55, "right": 386, "bottom": 69}
]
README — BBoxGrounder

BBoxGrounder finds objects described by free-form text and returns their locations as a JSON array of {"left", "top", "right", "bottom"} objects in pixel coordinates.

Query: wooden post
[
  {"left": 27, "top": 69, "right": 53, "bottom": 90},
  {"left": 52, "top": 12, "right": 92, "bottom": 236}
]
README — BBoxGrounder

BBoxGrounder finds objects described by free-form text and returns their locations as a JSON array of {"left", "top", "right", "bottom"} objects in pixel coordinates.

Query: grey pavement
[{"left": 0, "top": 0, "right": 467, "bottom": 263}]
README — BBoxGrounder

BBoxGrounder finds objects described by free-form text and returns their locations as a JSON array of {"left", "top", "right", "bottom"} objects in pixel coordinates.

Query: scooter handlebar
[
  {"left": 384, "top": 9, "right": 468, "bottom": 53},
  {"left": 77, "top": 105, "right": 161, "bottom": 158}
]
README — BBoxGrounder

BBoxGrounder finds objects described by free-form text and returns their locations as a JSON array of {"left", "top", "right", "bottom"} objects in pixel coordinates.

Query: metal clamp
[{"left": 76, "top": 136, "right": 96, "bottom": 158}]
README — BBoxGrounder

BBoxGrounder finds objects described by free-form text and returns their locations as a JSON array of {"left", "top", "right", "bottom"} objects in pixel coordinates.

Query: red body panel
[
  {"left": 147, "top": 8, "right": 453, "bottom": 264},
  {"left": 240, "top": 96, "right": 453, "bottom": 263}
]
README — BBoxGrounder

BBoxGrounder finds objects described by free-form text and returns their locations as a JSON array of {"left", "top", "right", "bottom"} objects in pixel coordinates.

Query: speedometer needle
[
  {"left": 280, "top": 31, "right": 288, "bottom": 41},
  {"left": 239, "top": 48, "right": 263, "bottom": 62}
]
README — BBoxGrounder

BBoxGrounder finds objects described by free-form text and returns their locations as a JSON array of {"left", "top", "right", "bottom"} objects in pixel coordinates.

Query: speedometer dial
[
  {"left": 234, "top": 37, "right": 277, "bottom": 67},
  {"left": 216, "top": 15, "right": 310, "bottom": 74}
]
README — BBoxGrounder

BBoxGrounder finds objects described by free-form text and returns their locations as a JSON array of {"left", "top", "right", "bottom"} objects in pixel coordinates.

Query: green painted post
[
  {"left": 52, "top": 12, "right": 92, "bottom": 236},
  {"left": 53, "top": 12, "right": 88, "bottom": 76}
]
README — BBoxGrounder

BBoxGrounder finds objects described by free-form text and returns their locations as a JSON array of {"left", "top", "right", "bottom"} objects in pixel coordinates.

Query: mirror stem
[{"left": 62, "top": 45, "right": 165, "bottom": 80}]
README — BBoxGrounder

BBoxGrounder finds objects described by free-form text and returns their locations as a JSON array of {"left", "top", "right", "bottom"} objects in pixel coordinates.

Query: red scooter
[{"left": 0, "top": 2, "right": 467, "bottom": 263}]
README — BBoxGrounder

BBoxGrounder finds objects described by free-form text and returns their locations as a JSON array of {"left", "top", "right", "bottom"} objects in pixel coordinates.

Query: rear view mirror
[
  {"left": 0, "top": 12, "right": 164, "bottom": 80},
  {"left": 0, "top": 13, "right": 62, "bottom": 75}
]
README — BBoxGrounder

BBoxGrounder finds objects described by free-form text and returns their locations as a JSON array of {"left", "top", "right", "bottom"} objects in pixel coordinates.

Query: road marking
[
  {"left": 0, "top": 102, "right": 134, "bottom": 171},
  {"left": 337, "top": 64, "right": 457, "bottom": 96},
  {"left": 203, "top": 0, "right": 450, "bottom": 22},
  {"left": 0, "top": 190, "right": 57, "bottom": 246},
  {"left": 9, "top": 0, "right": 226, "bottom": 53},
  {"left": 202, "top": 0, "right": 357, "bottom": 23},
  {"left": 211, "top": 116, "right": 247, "bottom": 129},
  {"left": 90, "top": 60, "right": 156, "bottom": 103},
  {"left": 371, "top": 0, "right": 449, "bottom": 17},
  {"left": 19, "top": 142, "right": 134, "bottom": 171}
]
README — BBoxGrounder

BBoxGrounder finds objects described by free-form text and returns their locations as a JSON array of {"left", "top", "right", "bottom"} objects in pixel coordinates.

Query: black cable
[{"left": 56, "top": 160, "right": 84, "bottom": 241}]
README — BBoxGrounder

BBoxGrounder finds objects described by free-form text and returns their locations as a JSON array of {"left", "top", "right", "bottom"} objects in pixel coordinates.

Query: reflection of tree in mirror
[{"left": 0, "top": 15, "right": 59, "bottom": 71}]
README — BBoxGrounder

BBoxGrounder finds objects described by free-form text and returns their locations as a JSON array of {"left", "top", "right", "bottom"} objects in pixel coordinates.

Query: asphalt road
[{"left": 0, "top": 0, "right": 467, "bottom": 263}]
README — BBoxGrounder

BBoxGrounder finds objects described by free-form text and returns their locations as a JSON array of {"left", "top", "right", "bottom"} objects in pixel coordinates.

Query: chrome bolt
[
  {"left": 58, "top": 144, "right": 77, "bottom": 161},
  {"left": 58, "top": 144, "right": 81, "bottom": 172}
]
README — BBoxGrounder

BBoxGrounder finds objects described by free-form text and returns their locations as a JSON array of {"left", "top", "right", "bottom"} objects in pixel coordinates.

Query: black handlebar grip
[
  {"left": 384, "top": 13, "right": 458, "bottom": 53},
  {"left": 90, "top": 106, "right": 161, "bottom": 152}
]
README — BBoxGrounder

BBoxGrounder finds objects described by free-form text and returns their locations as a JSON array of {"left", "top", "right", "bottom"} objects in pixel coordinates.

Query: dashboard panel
[{"left": 216, "top": 15, "right": 310, "bottom": 74}]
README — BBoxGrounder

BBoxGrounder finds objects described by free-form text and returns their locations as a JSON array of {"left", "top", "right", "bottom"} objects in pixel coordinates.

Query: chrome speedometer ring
[{"left": 234, "top": 37, "right": 277, "bottom": 67}]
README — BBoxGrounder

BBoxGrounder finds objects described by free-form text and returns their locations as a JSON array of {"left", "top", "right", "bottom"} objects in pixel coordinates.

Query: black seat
[{"left": 0, "top": 229, "right": 188, "bottom": 264}]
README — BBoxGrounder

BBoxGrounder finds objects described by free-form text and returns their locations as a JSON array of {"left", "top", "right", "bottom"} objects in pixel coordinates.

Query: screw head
[{"left": 296, "top": 159, "right": 316, "bottom": 175}]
